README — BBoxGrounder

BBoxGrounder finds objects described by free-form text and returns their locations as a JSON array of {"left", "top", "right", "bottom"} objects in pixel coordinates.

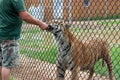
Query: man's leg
[
  {"left": 1, "top": 40, "right": 20, "bottom": 80},
  {"left": 0, "top": 41, "right": 2, "bottom": 80},
  {"left": 2, "top": 67, "right": 11, "bottom": 80},
  {"left": 0, "top": 66, "right": 2, "bottom": 80}
]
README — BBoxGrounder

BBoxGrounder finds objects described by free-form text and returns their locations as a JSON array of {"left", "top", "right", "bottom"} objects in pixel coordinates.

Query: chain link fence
[{"left": 11, "top": 0, "right": 120, "bottom": 80}]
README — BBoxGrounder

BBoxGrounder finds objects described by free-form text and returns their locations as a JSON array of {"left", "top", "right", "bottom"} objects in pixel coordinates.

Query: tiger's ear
[
  {"left": 65, "top": 24, "right": 71, "bottom": 28},
  {"left": 64, "top": 21, "right": 72, "bottom": 29}
]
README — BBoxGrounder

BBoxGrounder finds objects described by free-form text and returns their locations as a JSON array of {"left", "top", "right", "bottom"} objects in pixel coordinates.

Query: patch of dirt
[{"left": 12, "top": 55, "right": 109, "bottom": 80}]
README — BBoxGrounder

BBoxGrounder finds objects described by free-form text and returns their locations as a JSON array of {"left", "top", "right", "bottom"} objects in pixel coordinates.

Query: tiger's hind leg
[
  {"left": 87, "top": 67, "right": 94, "bottom": 80},
  {"left": 102, "top": 41, "right": 115, "bottom": 80},
  {"left": 71, "top": 66, "right": 80, "bottom": 80},
  {"left": 104, "top": 56, "right": 115, "bottom": 80}
]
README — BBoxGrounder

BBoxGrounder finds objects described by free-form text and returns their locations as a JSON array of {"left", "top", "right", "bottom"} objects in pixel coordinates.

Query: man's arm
[{"left": 19, "top": 11, "right": 49, "bottom": 30}]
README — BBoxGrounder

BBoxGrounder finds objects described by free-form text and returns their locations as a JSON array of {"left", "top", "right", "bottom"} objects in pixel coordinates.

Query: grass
[
  {"left": 98, "top": 20, "right": 120, "bottom": 25},
  {"left": 98, "top": 20, "right": 120, "bottom": 28},
  {"left": 20, "top": 26, "right": 58, "bottom": 64},
  {"left": 78, "top": 13, "right": 120, "bottom": 21},
  {"left": 10, "top": 76, "right": 15, "bottom": 80},
  {"left": 20, "top": 46, "right": 58, "bottom": 64}
]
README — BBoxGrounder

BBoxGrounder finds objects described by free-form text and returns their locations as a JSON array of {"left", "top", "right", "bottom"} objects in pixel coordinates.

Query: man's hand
[{"left": 39, "top": 22, "right": 49, "bottom": 30}]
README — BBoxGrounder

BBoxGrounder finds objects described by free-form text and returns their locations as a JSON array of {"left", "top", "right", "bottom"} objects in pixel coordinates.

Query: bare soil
[{"left": 12, "top": 55, "right": 109, "bottom": 80}]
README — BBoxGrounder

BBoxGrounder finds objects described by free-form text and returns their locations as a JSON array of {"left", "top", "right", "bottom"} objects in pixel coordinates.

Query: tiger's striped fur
[{"left": 47, "top": 23, "right": 115, "bottom": 80}]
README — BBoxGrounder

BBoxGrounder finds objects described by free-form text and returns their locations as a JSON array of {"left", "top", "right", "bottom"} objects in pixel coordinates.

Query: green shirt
[{"left": 0, "top": 0, "right": 26, "bottom": 40}]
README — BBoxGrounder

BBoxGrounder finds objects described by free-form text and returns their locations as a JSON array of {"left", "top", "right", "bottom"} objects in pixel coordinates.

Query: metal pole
[
  {"left": 88, "top": 4, "right": 90, "bottom": 21},
  {"left": 66, "top": 0, "right": 72, "bottom": 24},
  {"left": 68, "top": 0, "right": 72, "bottom": 21},
  {"left": 84, "top": 0, "right": 90, "bottom": 20},
  {"left": 105, "top": 0, "right": 108, "bottom": 18}
]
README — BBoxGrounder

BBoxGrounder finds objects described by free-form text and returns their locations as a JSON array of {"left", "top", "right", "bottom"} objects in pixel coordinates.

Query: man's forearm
[{"left": 19, "top": 11, "right": 43, "bottom": 26}]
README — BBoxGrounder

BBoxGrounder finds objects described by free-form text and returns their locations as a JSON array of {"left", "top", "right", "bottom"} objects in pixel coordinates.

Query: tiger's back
[{"left": 81, "top": 37, "right": 106, "bottom": 68}]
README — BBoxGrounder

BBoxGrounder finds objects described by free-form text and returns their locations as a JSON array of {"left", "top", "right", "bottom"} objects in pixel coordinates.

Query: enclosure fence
[{"left": 11, "top": 0, "right": 120, "bottom": 80}]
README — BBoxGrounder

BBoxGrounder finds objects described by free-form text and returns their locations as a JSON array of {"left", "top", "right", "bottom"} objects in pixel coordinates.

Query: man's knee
[{"left": 1, "top": 67, "right": 11, "bottom": 80}]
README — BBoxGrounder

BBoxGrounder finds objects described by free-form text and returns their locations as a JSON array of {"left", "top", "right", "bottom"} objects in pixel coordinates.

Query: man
[{"left": 0, "top": 0, "right": 49, "bottom": 80}]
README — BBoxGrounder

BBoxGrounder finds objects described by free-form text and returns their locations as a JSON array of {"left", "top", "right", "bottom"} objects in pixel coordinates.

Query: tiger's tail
[
  {"left": 102, "top": 41, "right": 115, "bottom": 80},
  {"left": 102, "top": 59, "right": 106, "bottom": 67}
]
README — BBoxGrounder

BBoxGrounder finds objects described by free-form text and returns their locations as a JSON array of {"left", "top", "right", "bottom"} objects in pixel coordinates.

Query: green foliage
[
  {"left": 78, "top": 13, "right": 120, "bottom": 21},
  {"left": 98, "top": 20, "right": 120, "bottom": 28},
  {"left": 10, "top": 76, "right": 15, "bottom": 80},
  {"left": 20, "top": 46, "right": 58, "bottom": 64}
]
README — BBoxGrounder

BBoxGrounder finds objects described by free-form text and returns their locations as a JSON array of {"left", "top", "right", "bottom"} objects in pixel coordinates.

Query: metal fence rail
[{"left": 12, "top": 0, "right": 120, "bottom": 80}]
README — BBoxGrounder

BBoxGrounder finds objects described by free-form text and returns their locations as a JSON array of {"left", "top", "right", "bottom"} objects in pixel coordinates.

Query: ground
[{"left": 12, "top": 54, "right": 109, "bottom": 80}]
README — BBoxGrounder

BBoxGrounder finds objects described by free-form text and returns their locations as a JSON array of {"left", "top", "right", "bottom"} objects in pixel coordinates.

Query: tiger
[{"left": 47, "top": 21, "right": 115, "bottom": 80}]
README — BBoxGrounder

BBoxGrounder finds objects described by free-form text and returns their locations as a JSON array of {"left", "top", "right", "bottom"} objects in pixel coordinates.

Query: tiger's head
[
  {"left": 47, "top": 20, "right": 71, "bottom": 43},
  {"left": 47, "top": 20, "right": 71, "bottom": 34}
]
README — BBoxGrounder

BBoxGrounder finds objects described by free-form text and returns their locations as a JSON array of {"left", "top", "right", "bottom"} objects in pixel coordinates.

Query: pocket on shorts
[{"left": 2, "top": 40, "right": 20, "bottom": 68}]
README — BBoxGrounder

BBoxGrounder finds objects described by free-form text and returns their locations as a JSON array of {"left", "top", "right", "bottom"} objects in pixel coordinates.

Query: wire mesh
[{"left": 11, "top": 0, "right": 120, "bottom": 80}]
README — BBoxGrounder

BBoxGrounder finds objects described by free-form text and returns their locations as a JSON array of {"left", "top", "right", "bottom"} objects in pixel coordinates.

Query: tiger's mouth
[
  {"left": 47, "top": 25, "right": 62, "bottom": 33},
  {"left": 47, "top": 25, "right": 54, "bottom": 31}
]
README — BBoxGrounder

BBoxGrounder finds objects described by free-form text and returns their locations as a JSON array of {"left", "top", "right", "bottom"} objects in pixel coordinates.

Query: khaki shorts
[{"left": 0, "top": 40, "right": 20, "bottom": 68}]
